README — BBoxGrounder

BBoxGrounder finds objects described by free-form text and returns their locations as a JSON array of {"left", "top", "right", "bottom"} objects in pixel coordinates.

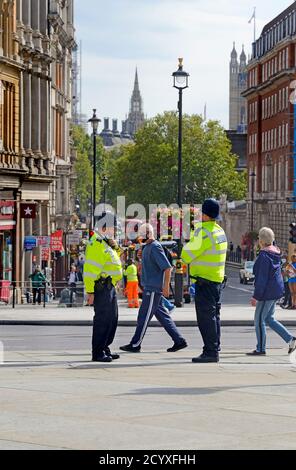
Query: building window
[
  {"left": 279, "top": 126, "right": 282, "bottom": 147},
  {"left": 0, "top": 80, "right": 17, "bottom": 155},
  {"left": 279, "top": 89, "right": 282, "bottom": 111},
  {"left": 287, "top": 47, "right": 289, "bottom": 68},
  {"left": 286, "top": 123, "right": 289, "bottom": 146}
]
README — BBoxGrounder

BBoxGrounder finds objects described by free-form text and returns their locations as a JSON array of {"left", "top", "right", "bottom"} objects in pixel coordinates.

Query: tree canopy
[{"left": 106, "top": 112, "right": 246, "bottom": 208}]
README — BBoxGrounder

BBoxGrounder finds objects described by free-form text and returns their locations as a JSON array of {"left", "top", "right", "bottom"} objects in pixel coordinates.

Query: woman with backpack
[{"left": 247, "top": 227, "right": 296, "bottom": 356}]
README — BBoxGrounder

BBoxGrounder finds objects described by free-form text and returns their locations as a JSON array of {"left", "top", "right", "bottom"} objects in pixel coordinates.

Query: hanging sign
[{"left": 24, "top": 236, "right": 37, "bottom": 251}]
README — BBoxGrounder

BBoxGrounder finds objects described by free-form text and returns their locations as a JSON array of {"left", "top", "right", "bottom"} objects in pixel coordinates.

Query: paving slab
[{"left": 0, "top": 348, "right": 296, "bottom": 450}]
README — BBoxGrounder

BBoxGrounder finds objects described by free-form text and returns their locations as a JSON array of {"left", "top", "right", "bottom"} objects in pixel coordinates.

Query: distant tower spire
[
  {"left": 231, "top": 42, "right": 237, "bottom": 61},
  {"left": 134, "top": 67, "right": 139, "bottom": 91},
  {"left": 229, "top": 42, "right": 247, "bottom": 132},
  {"left": 126, "top": 68, "right": 145, "bottom": 138},
  {"left": 240, "top": 44, "right": 247, "bottom": 69}
]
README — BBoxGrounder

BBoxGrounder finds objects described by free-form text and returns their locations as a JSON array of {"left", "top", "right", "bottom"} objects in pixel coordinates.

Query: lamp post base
[{"left": 174, "top": 270, "right": 183, "bottom": 308}]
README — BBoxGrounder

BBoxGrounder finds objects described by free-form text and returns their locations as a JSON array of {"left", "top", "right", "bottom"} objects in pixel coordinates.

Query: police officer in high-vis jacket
[
  {"left": 84, "top": 212, "right": 123, "bottom": 363},
  {"left": 182, "top": 199, "right": 227, "bottom": 363}
]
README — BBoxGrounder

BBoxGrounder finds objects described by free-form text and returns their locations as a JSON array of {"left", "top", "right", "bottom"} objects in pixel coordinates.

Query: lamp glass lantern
[
  {"left": 88, "top": 109, "right": 101, "bottom": 135},
  {"left": 172, "top": 58, "right": 189, "bottom": 90}
]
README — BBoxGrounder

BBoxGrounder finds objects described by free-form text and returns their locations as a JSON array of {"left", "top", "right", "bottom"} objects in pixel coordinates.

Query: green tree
[
  {"left": 106, "top": 112, "right": 246, "bottom": 208},
  {"left": 72, "top": 125, "right": 106, "bottom": 214}
]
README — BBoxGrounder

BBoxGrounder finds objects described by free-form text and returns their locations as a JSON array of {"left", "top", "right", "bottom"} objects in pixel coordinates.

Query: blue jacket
[{"left": 253, "top": 249, "right": 284, "bottom": 301}]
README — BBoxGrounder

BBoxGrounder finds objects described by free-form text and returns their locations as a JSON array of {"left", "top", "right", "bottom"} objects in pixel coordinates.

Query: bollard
[
  {"left": 43, "top": 284, "right": 46, "bottom": 309},
  {"left": 12, "top": 282, "right": 16, "bottom": 309}
]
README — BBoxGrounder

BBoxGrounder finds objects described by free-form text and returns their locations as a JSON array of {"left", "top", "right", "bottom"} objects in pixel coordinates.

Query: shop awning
[{"left": 0, "top": 220, "right": 16, "bottom": 230}]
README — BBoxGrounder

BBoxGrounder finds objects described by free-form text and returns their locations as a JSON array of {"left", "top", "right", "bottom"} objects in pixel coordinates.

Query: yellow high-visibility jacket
[
  {"left": 182, "top": 221, "right": 227, "bottom": 283},
  {"left": 83, "top": 237, "right": 123, "bottom": 293},
  {"left": 124, "top": 264, "right": 138, "bottom": 282}
]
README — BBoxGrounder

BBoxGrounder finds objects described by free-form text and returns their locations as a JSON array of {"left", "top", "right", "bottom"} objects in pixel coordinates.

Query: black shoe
[
  {"left": 105, "top": 348, "right": 120, "bottom": 360},
  {"left": 119, "top": 344, "right": 141, "bottom": 353},
  {"left": 167, "top": 340, "right": 188, "bottom": 353},
  {"left": 92, "top": 354, "right": 113, "bottom": 363},
  {"left": 246, "top": 350, "right": 266, "bottom": 356},
  {"left": 192, "top": 355, "right": 219, "bottom": 363}
]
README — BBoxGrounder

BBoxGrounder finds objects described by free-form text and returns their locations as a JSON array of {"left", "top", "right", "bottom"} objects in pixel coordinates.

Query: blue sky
[{"left": 75, "top": 0, "right": 293, "bottom": 129}]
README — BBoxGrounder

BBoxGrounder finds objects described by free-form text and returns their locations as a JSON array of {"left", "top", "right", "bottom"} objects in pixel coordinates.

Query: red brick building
[{"left": 243, "top": 2, "right": 296, "bottom": 249}]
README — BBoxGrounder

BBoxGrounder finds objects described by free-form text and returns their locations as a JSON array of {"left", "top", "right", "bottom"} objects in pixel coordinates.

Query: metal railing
[
  {"left": 227, "top": 251, "right": 242, "bottom": 264},
  {"left": 0, "top": 281, "right": 86, "bottom": 309},
  {"left": 227, "top": 249, "right": 255, "bottom": 264}
]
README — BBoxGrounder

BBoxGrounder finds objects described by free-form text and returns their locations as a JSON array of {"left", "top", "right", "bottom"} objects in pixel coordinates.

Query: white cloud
[{"left": 75, "top": 0, "right": 292, "bottom": 128}]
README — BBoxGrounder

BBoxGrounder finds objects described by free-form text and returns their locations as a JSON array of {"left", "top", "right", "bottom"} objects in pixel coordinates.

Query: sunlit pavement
[{"left": 0, "top": 326, "right": 296, "bottom": 450}]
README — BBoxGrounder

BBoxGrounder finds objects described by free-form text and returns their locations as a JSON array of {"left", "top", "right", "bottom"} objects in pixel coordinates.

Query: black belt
[{"left": 192, "top": 276, "right": 228, "bottom": 289}]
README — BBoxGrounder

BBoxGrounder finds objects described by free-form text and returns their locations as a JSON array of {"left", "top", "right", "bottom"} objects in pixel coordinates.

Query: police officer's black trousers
[
  {"left": 92, "top": 285, "right": 118, "bottom": 358},
  {"left": 195, "top": 281, "right": 222, "bottom": 358}
]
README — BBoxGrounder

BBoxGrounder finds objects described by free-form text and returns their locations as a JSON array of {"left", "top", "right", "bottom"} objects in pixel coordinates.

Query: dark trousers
[
  {"left": 283, "top": 281, "right": 292, "bottom": 307},
  {"left": 33, "top": 288, "right": 42, "bottom": 305},
  {"left": 69, "top": 283, "right": 76, "bottom": 306},
  {"left": 92, "top": 285, "right": 118, "bottom": 358},
  {"left": 131, "top": 290, "right": 184, "bottom": 347},
  {"left": 195, "top": 281, "right": 222, "bottom": 358}
]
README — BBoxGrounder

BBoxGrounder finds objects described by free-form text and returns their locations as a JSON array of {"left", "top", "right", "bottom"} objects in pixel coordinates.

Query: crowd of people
[{"left": 26, "top": 198, "right": 296, "bottom": 363}]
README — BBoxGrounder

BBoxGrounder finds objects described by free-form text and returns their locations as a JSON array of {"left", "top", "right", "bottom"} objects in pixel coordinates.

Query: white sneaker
[{"left": 288, "top": 338, "right": 296, "bottom": 355}]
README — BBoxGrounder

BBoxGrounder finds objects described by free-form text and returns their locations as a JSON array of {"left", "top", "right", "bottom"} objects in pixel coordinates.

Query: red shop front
[{"left": 0, "top": 200, "right": 15, "bottom": 302}]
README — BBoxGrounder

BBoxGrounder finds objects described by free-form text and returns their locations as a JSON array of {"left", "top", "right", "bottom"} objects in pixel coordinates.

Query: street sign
[
  {"left": 67, "top": 231, "right": 82, "bottom": 246},
  {"left": 24, "top": 236, "right": 37, "bottom": 251},
  {"left": 36, "top": 236, "right": 50, "bottom": 247},
  {"left": 50, "top": 230, "right": 64, "bottom": 252},
  {"left": 41, "top": 247, "right": 50, "bottom": 261}
]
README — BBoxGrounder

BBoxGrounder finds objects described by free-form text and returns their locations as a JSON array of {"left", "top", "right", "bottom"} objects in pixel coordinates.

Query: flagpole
[{"left": 254, "top": 7, "right": 256, "bottom": 43}]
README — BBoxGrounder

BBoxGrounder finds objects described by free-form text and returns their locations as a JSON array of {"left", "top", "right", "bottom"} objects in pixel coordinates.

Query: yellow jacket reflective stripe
[
  {"left": 182, "top": 221, "right": 227, "bottom": 283},
  {"left": 84, "top": 238, "right": 123, "bottom": 293},
  {"left": 124, "top": 264, "right": 138, "bottom": 282}
]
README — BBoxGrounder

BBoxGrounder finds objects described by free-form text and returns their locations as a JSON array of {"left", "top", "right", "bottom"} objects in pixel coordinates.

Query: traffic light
[
  {"left": 289, "top": 223, "right": 296, "bottom": 243},
  {"left": 89, "top": 230, "right": 95, "bottom": 240},
  {"left": 75, "top": 198, "right": 80, "bottom": 213}
]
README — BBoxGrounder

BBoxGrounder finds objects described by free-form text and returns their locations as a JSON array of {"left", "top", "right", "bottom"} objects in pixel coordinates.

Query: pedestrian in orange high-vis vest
[{"left": 124, "top": 259, "right": 139, "bottom": 308}]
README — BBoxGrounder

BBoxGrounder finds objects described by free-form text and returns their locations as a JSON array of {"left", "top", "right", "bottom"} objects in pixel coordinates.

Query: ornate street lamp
[
  {"left": 172, "top": 58, "right": 189, "bottom": 308},
  {"left": 88, "top": 109, "right": 101, "bottom": 228}
]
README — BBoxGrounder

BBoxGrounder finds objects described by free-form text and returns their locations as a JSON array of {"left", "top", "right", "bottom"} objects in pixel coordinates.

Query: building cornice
[
  {"left": 242, "top": 67, "right": 296, "bottom": 97},
  {"left": 0, "top": 56, "right": 25, "bottom": 71}
]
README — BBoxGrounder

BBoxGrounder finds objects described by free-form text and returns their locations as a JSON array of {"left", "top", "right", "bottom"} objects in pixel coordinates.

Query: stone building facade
[
  {"left": 0, "top": 0, "right": 75, "bottom": 296},
  {"left": 242, "top": 1, "right": 296, "bottom": 249},
  {"left": 0, "top": 0, "right": 22, "bottom": 290}
]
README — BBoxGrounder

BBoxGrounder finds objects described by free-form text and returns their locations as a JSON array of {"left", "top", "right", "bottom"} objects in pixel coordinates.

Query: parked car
[{"left": 239, "top": 261, "right": 255, "bottom": 284}]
